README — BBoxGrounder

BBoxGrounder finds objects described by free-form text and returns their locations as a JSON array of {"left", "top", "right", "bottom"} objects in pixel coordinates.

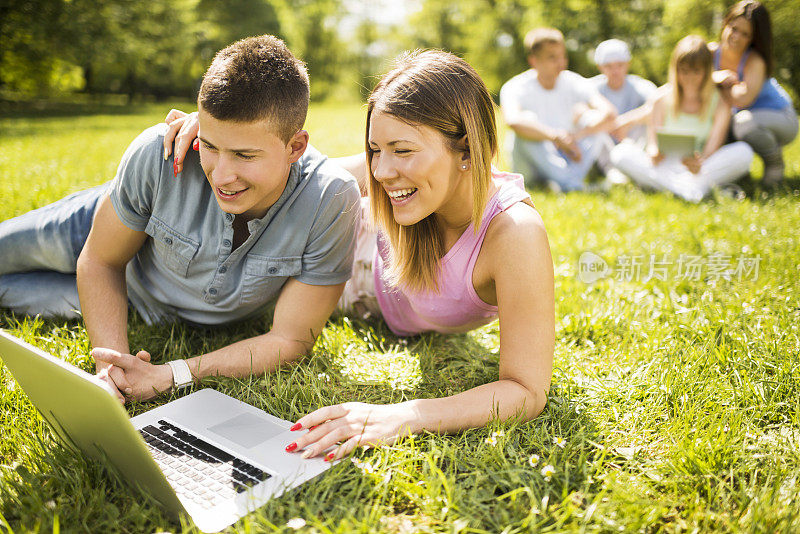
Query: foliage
[
  {"left": 276, "top": 0, "right": 346, "bottom": 101},
  {"left": 1, "top": 101, "right": 800, "bottom": 532},
  {"left": 0, "top": 0, "right": 343, "bottom": 102},
  {"left": 3, "top": 0, "right": 800, "bottom": 103}
]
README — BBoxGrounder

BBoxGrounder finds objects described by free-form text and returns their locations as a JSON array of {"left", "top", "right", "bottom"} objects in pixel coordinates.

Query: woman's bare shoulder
[{"left": 484, "top": 201, "right": 548, "bottom": 258}]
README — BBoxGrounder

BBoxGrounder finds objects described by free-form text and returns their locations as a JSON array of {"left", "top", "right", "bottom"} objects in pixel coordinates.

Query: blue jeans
[
  {"left": 510, "top": 135, "right": 603, "bottom": 191},
  {"left": 0, "top": 184, "right": 108, "bottom": 318}
]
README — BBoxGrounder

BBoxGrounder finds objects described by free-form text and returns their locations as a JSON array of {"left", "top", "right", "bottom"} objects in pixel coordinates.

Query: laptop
[
  {"left": 0, "top": 330, "right": 331, "bottom": 532},
  {"left": 656, "top": 130, "right": 698, "bottom": 158}
]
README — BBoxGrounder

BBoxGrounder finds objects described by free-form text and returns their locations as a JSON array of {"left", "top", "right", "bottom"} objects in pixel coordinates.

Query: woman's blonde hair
[
  {"left": 366, "top": 49, "right": 497, "bottom": 293},
  {"left": 668, "top": 35, "right": 714, "bottom": 117}
]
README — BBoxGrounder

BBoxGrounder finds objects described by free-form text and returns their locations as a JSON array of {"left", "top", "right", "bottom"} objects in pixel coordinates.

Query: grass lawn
[{"left": 1, "top": 100, "right": 799, "bottom": 533}]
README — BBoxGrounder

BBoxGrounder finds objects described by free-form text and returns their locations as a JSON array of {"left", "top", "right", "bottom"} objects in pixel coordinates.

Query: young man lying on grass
[{"left": 0, "top": 35, "right": 360, "bottom": 402}]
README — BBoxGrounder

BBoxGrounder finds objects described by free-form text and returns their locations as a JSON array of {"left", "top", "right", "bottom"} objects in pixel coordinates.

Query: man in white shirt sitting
[{"left": 500, "top": 27, "right": 616, "bottom": 191}]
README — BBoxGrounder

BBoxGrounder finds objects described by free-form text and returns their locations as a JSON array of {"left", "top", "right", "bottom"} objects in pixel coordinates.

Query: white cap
[{"left": 594, "top": 39, "right": 631, "bottom": 65}]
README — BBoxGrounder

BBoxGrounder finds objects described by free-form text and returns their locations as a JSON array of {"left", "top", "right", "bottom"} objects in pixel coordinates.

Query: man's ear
[
  {"left": 287, "top": 130, "right": 309, "bottom": 164},
  {"left": 527, "top": 54, "right": 537, "bottom": 69}
]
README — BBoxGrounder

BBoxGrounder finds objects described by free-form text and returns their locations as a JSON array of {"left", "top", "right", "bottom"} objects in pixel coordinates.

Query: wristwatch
[{"left": 166, "top": 359, "right": 193, "bottom": 389}]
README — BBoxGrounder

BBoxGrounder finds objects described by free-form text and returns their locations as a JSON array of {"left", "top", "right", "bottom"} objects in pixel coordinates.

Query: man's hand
[
  {"left": 610, "top": 121, "right": 632, "bottom": 143},
  {"left": 95, "top": 350, "right": 152, "bottom": 403},
  {"left": 552, "top": 131, "right": 582, "bottom": 162},
  {"left": 681, "top": 152, "right": 703, "bottom": 174},
  {"left": 93, "top": 348, "right": 174, "bottom": 402}
]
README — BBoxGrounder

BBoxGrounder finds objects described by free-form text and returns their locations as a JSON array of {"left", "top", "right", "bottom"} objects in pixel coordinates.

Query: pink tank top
[{"left": 374, "top": 170, "right": 531, "bottom": 336}]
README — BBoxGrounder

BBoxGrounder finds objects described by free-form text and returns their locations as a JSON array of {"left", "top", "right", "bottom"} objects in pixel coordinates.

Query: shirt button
[
  {"left": 208, "top": 288, "right": 218, "bottom": 295},
  {"left": 219, "top": 266, "right": 228, "bottom": 273},
  {"left": 268, "top": 267, "right": 278, "bottom": 274},
  {"left": 223, "top": 239, "right": 231, "bottom": 247},
  {"left": 164, "top": 237, "right": 173, "bottom": 245},
  {"left": 225, "top": 214, "right": 233, "bottom": 222}
]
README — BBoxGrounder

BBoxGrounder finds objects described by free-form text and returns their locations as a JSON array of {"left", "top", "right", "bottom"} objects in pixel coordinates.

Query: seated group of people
[
  {"left": 501, "top": 0, "right": 798, "bottom": 201},
  {"left": 0, "top": 1, "right": 794, "bottom": 461}
]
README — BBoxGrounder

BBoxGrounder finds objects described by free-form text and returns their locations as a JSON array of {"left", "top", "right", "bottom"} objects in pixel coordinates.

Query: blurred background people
[
  {"left": 591, "top": 38, "right": 658, "bottom": 183},
  {"left": 500, "top": 28, "right": 616, "bottom": 192},
  {"left": 711, "top": 0, "right": 798, "bottom": 186},
  {"left": 611, "top": 35, "right": 753, "bottom": 202}
]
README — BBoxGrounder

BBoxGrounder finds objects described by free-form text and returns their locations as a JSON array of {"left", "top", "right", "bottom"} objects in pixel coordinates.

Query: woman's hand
[
  {"left": 712, "top": 69, "right": 738, "bottom": 89},
  {"left": 682, "top": 152, "right": 703, "bottom": 174},
  {"left": 286, "top": 402, "right": 419, "bottom": 461},
  {"left": 162, "top": 109, "right": 200, "bottom": 176},
  {"left": 646, "top": 144, "right": 664, "bottom": 166}
]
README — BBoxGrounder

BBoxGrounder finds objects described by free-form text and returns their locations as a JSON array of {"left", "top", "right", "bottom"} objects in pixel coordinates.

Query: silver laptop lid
[{"left": 0, "top": 330, "right": 183, "bottom": 515}]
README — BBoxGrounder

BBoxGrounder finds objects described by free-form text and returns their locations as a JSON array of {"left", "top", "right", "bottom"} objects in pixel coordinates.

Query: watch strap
[{"left": 166, "top": 359, "right": 193, "bottom": 389}]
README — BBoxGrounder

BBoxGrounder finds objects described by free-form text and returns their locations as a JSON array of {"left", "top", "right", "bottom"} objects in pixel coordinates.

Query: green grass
[{"left": 1, "top": 101, "right": 800, "bottom": 533}]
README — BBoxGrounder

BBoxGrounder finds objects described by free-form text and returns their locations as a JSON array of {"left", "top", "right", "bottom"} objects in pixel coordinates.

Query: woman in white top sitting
[{"left": 610, "top": 35, "right": 754, "bottom": 202}]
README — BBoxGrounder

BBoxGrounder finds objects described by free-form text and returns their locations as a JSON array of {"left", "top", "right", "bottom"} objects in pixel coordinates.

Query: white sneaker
[{"left": 605, "top": 168, "right": 629, "bottom": 185}]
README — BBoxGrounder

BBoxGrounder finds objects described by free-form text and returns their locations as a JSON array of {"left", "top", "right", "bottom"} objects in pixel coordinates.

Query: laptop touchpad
[{"left": 208, "top": 412, "right": 286, "bottom": 449}]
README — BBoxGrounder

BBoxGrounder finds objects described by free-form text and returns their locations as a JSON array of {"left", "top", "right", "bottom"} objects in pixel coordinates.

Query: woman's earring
[{"left": 461, "top": 164, "right": 468, "bottom": 170}]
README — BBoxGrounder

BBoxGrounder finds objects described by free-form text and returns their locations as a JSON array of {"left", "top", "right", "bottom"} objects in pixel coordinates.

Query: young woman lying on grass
[{"left": 164, "top": 50, "right": 554, "bottom": 461}]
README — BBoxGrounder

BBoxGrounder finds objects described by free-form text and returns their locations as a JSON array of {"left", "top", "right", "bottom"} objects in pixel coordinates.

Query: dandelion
[
  {"left": 553, "top": 436, "right": 566, "bottom": 448},
  {"left": 485, "top": 435, "right": 498, "bottom": 446},
  {"left": 317, "top": 372, "right": 330, "bottom": 381},
  {"left": 491, "top": 430, "right": 505, "bottom": 438},
  {"left": 528, "top": 454, "right": 540, "bottom": 467},
  {"left": 45, "top": 500, "right": 56, "bottom": 510},
  {"left": 541, "top": 464, "right": 555, "bottom": 481},
  {"left": 286, "top": 517, "right": 307, "bottom": 529}
]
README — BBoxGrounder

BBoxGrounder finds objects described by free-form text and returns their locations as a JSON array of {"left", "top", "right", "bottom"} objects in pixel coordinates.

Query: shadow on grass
[
  {"left": 0, "top": 431, "right": 175, "bottom": 532},
  {"left": 0, "top": 310, "right": 614, "bottom": 531},
  {"left": 727, "top": 174, "right": 800, "bottom": 201},
  {"left": 0, "top": 97, "right": 185, "bottom": 121}
]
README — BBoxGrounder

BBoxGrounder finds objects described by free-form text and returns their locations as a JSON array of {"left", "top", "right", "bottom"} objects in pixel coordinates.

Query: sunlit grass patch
[
  {"left": 2, "top": 101, "right": 800, "bottom": 532},
  {"left": 320, "top": 318, "right": 422, "bottom": 391}
]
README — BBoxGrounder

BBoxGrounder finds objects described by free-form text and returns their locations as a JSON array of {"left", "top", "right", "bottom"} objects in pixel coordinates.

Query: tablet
[{"left": 657, "top": 131, "right": 697, "bottom": 158}]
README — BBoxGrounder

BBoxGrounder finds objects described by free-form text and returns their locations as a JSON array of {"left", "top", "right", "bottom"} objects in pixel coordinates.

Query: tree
[{"left": 275, "top": 0, "right": 345, "bottom": 101}]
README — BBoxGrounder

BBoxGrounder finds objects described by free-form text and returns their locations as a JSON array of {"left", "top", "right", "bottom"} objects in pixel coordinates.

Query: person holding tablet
[{"left": 610, "top": 35, "right": 753, "bottom": 202}]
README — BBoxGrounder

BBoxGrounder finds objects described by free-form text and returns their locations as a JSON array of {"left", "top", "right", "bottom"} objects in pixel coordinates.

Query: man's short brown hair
[
  {"left": 524, "top": 27, "right": 565, "bottom": 57},
  {"left": 198, "top": 35, "right": 309, "bottom": 143}
]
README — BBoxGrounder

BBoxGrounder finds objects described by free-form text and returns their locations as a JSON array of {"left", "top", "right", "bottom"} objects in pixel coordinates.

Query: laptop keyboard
[{"left": 138, "top": 419, "right": 272, "bottom": 508}]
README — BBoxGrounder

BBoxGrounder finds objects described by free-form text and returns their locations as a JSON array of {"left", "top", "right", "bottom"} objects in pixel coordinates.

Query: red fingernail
[
  {"left": 173, "top": 161, "right": 178, "bottom": 177},
  {"left": 192, "top": 138, "right": 199, "bottom": 151},
  {"left": 290, "top": 423, "right": 302, "bottom": 431},
  {"left": 324, "top": 452, "right": 334, "bottom": 462},
  {"left": 285, "top": 442, "right": 297, "bottom": 452},
  {"left": 309, "top": 425, "right": 318, "bottom": 431}
]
